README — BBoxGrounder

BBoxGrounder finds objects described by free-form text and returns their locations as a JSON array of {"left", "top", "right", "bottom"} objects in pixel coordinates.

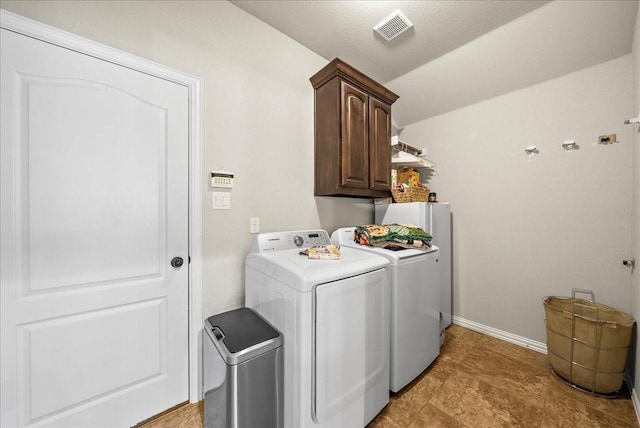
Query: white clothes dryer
[
  {"left": 332, "top": 227, "right": 440, "bottom": 393},
  {"left": 245, "top": 230, "right": 390, "bottom": 428}
]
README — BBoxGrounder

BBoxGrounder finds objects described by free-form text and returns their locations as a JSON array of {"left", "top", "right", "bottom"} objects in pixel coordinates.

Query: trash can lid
[{"left": 206, "top": 308, "right": 281, "bottom": 363}]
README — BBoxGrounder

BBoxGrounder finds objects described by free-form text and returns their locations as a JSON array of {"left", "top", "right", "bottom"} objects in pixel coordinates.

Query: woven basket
[
  {"left": 543, "top": 295, "right": 635, "bottom": 395},
  {"left": 391, "top": 186, "right": 429, "bottom": 203}
]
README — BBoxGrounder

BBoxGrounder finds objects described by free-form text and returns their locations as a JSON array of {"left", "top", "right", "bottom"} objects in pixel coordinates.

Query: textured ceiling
[
  {"left": 231, "top": 0, "right": 638, "bottom": 126},
  {"left": 230, "top": 0, "right": 549, "bottom": 83}
]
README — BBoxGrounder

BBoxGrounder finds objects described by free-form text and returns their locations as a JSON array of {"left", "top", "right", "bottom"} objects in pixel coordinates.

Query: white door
[{"left": 1, "top": 28, "right": 189, "bottom": 427}]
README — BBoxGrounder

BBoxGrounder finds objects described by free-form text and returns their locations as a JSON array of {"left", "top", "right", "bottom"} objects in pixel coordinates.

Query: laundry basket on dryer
[{"left": 543, "top": 288, "right": 635, "bottom": 396}]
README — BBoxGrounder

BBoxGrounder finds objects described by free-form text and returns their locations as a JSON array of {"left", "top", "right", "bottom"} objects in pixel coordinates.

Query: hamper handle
[{"left": 572, "top": 288, "right": 595, "bottom": 302}]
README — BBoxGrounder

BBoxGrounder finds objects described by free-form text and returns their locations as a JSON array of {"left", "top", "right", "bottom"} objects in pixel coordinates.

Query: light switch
[
  {"left": 250, "top": 217, "right": 260, "bottom": 234},
  {"left": 212, "top": 191, "right": 230, "bottom": 210}
]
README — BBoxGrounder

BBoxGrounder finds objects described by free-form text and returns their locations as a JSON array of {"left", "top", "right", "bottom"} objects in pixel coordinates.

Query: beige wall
[
  {"left": 631, "top": 2, "right": 640, "bottom": 394},
  {"left": 0, "top": 0, "right": 374, "bottom": 319},
  {"left": 399, "top": 55, "right": 635, "bottom": 344}
]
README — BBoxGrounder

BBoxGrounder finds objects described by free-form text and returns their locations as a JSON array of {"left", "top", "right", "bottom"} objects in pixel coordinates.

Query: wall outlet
[
  {"left": 598, "top": 134, "right": 617, "bottom": 144},
  {"left": 250, "top": 217, "right": 260, "bottom": 234}
]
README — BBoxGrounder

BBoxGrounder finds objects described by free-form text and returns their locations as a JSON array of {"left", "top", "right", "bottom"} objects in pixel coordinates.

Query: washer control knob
[{"left": 293, "top": 235, "right": 304, "bottom": 247}]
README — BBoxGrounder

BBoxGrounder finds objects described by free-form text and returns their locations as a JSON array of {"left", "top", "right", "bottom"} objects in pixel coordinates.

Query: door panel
[
  {"left": 26, "top": 77, "right": 164, "bottom": 292},
  {"left": 24, "top": 299, "right": 165, "bottom": 420},
  {"left": 340, "top": 81, "right": 369, "bottom": 189},
  {"left": 313, "top": 269, "right": 389, "bottom": 424},
  {"left": 1, "top": 29, "right": 189, "bottom": 427},
  {"left": 368, "top": 97, "right": 392, "bottom": 191},
  {"left": 390, "top": 255, "right": 440, "bottom": 391}
]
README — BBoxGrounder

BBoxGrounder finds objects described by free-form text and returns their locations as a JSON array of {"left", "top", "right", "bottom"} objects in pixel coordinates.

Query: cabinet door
[
  {"left": 340, "top": 81, "right": 369, "bottom": 189},
  {"left": 369, "top": 97, "right": 392, "bottom": 191}
]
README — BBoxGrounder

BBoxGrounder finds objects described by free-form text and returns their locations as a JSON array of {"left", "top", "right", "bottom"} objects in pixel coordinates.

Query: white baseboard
[
  {"left": 630, "top": 381, "right": 640, "bottom": 424},
  {"left": 452, "top": 316, "right": 547, "bottom": 355}
]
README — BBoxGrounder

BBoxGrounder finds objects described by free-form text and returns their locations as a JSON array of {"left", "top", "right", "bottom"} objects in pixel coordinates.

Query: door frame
[{"left": 0, "top": 10, "right": 204, "bottom": 402}]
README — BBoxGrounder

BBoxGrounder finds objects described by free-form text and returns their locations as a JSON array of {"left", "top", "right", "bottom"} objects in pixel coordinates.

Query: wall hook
[
  {"left": 525, "top": 145, "right": 539, "bottom": 162},
  {"left": 624, "top": 115, "right": 639, "bottom": 125},
  {"left": 562, "top": 140, "right": 579, "bottom": 151}
]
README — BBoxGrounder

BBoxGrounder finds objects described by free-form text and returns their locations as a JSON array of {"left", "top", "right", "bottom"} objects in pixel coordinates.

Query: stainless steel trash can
[{"left": 204, "top": 308, "right": 283, "bottom": 428}]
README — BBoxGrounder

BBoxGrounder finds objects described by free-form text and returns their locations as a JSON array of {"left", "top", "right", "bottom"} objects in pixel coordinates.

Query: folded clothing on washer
[
  {"left": 355, "top": 224, "right": 432, "bottom": 250},
  {"left": 299, "top": 245, "right": 341, "bottom": 260}
]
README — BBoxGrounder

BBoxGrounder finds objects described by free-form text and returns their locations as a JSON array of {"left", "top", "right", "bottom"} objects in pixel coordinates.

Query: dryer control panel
[{"left": 251, "top": 230, "right": 331, "bottom": 253}]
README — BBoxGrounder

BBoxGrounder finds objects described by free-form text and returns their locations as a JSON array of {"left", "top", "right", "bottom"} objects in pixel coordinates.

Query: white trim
[
  {"left": 0, "top": 9, "right": 204, "bottom": 402},
  {"left": 188, "top": 80, "right": 203, "bottom": 403},
  {"left": 628, "top": 369, "right": 640, "bottom": 424},
  {"left": 632, "top": 387, "right": 640, "bottom": 424},
  {"left": 452, "top": 315, "right": 548, "bottom": 354}
]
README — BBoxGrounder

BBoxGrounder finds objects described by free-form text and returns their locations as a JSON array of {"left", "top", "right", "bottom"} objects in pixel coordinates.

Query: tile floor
[{"left": 139, "top": 324, "right": 639, "bottom": 428}]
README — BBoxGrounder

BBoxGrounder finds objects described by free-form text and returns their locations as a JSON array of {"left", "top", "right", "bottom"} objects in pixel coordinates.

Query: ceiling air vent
[{"left": 374, "top": 10, "right": 413, "bottom": 42}]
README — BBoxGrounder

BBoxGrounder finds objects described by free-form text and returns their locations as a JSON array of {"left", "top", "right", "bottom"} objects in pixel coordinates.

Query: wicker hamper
[
  {"left": 391, "top": 186, "right": 429, "bottom": 203},
  {"left": 543, "top": 290, "right": 635, "bottom": 396}
]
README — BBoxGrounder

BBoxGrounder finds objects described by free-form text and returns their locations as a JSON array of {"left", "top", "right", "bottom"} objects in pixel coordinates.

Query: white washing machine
[
  {"left": 245, "top": 230, "right": 390, "bottom": 428},
  {"left": 332, "top": 227, "right": 440, "bottom": 393}
]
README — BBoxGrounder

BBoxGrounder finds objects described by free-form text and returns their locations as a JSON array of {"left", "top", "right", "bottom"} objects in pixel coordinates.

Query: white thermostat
[{"left": 210, "top": 171, "right": 234, "bottom": 188}]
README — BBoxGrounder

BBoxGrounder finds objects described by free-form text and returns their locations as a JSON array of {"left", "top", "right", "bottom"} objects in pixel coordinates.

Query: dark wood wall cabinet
[{"left": 310, "top": 58, "right": 399, "bottom": 198}]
